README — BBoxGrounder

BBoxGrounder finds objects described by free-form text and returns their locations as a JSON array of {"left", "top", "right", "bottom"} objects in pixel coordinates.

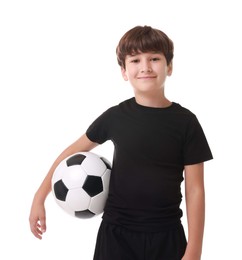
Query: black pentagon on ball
[
  {"left": 82, "top": 175, "right": 103, "bottom": 197},
  {"left": 75, "top": 209, "right": 95, "bottom": 219},
  {"left": 66, "top": 153, "right": 86, "bottom": 166},
  {"left": 53, "top": 180, "right": 68, "bottom": 201}
]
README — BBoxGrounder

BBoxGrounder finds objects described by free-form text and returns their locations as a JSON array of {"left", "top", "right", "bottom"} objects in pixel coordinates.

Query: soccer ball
[{"left": 51, "top": 152, "right": 111, "bottom": 219}]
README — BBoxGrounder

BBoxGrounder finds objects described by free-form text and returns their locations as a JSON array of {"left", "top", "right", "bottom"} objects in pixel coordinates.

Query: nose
[{"left": 141, "top": 61, "right": 152, "bottom": 73}]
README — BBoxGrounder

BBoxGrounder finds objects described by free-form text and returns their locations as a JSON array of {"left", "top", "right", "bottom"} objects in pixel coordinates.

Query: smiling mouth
[{"left": 137, "top": 76, "right": 156, "bottom": 79}]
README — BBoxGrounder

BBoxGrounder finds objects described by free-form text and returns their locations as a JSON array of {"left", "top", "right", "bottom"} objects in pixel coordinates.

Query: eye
[
  {"left": 130, "top": 58, "right": 140, "bottom": 63},
  {"left": 151, "top": 57, "right": 160, "bottom": 62}
]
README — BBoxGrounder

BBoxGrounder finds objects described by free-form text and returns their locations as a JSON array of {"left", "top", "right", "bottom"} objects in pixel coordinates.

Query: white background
[{"left": 0, "top": 0, "right": 241, "bottom": 259}]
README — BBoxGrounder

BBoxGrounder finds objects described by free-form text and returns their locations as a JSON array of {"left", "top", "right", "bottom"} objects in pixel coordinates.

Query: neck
[{"left": 134, "top": 94, "right": 172, "bottom": 108}]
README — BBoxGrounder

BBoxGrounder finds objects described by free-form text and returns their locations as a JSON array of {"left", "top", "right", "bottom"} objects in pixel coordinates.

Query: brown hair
[{"left": 116, "top": 25, "right": 174, "bottom": 68}]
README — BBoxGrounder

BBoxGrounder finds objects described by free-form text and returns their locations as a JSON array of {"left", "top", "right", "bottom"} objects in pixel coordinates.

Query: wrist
[{"left": 182, "top": 248, "right": 201, "bottom": 260}]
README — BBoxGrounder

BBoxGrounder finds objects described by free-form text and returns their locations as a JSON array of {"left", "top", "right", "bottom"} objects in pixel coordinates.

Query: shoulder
[
  {"left": 118, "top": 97, "right": 135, "bottom": 108},
  {"left": 171, "top": 102, "right": 201, "bottom": 124},
  {"left": 96, "top": 98, "right": 133, "bottom": 118},
  {"left": 104, "top": 98, "right": 134, "bottom": 113},
  {"left": 172, "top": 102, "right": 195, "bottom": 116}
]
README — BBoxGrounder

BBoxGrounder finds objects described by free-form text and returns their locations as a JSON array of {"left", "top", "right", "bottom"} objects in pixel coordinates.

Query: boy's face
[{"left": 121, "top": 52, "right": 172, "bottom": 94}]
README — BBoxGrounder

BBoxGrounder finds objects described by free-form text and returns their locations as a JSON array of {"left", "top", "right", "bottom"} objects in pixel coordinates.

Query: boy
[{"left": 29, "top": 25, "right": 213, "bottom": 260}]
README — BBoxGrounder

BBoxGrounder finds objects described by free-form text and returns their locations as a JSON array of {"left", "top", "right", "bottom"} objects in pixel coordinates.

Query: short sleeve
[
  {"left": 183, "top": 115, "right": 213, "bottom": 165},
  {"left": 86, "top": 108, "right": 113, "bottom": 144}
]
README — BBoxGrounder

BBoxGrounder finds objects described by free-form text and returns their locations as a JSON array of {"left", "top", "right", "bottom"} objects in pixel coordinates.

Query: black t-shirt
[{"left": 86, "top": 97, "right": 213, "bottom": 232}]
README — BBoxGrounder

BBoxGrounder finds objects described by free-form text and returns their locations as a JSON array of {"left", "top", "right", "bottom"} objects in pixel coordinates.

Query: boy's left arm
[{"left": 182, "top": 162, "right": 205, "bottom": 260}]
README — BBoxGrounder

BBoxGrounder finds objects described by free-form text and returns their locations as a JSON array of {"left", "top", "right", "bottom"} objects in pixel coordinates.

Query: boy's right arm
[{"left": 29, "top": 134, "right": 98, "bottom": 239}]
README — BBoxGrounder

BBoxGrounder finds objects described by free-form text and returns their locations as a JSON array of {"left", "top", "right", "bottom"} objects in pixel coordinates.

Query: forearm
[
  {"left": 29, "top": 134, "right": 98, "bottom": 239},
  {"left": 182, "top": 163, "right": 205, "bottom": 260},
  {"left": 33, "top": 134, "right": 98, "bottom": 204},
  {"left": 33, "top": 167, "right": 54, "bottom": 204},
  {"left": 183, "top": 186, "right": 205, "bottom": 259}
]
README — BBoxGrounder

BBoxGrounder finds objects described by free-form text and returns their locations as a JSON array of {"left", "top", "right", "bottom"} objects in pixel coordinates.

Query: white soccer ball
[{"left": 51, "top": 152, "right": 111, "bottom": 219}]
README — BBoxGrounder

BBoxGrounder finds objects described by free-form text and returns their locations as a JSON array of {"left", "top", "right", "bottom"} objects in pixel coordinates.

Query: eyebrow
[{"left": 127, "top": 52, "right": 161, "bottom": 58}]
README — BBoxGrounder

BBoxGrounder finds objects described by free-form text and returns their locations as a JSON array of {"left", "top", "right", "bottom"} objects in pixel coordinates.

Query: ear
[
  {"left": 167, "top": 62, "right": 173, "bottom": 76},
  {"left": 121, "top": 67, "right": 129, "bottom": 81}
]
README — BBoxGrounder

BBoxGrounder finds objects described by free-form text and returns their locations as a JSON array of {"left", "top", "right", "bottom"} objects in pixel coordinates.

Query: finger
[
  {"left": 29, "top": 218, "right": 44, "bottom": 239},
  {"left": 30, "top": 222, "right": 43, "bottom": 239},
  {"left": 39, "top": 216, "right": 46, "bottom": 233}
]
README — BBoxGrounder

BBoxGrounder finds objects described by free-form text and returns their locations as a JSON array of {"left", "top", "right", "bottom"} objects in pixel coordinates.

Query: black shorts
[{"left": 93, "top": 220, "right": 187, "bottom": 260}]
